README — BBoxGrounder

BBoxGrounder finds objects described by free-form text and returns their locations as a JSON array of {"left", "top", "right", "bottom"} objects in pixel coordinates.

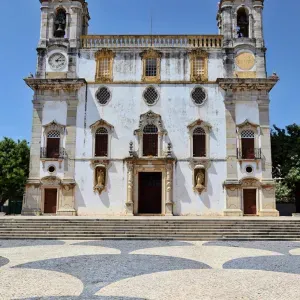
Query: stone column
[
  {"left": 253, "top": 2, "right": 264, "bottom": 47},
  {"left": 165, "top": 163, "right": 174, "bottom": 216},
  {"left": 126, "top": 162, "right": 134, "bottom": 215},
  {"left": 64, "top": 99, "right": 78, "bottom": 179},
  {"left": 222, "top": 6, "right": 233, "bottom": 42},
  {"left": 22, "top": 99, "right": 43, "bottom": 215},
  {"left": 59, "top": 98, "right": 78, "bottom": 215},
  {"left": 258, "top": 97, "right": 279, "bottom": 217},
  {"left": 38, "top": 3, "right": 49, "bottom": 48},
  {"left": 48, "top": 13, "right": 54, "bottom": 39},
  {"left": 224, "top": 98, "right": 242, "bottom": 216},
  {"left": 225, "top": 101, "right": 238, "bottom": 181},
  {"left": 258, "top": 98, "right": 273, "bottom": 180},
  {"left": 69, "top": 7, "right": 81, "bottom": 48}
]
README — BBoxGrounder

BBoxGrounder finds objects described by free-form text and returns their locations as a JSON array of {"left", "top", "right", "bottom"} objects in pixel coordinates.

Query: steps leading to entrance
[{"left": 1, "top": 218, "right": 300, "bottom": 240}]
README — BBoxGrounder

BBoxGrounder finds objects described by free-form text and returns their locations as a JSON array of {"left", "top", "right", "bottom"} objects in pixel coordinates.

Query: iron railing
[
  {"left": 237, "top": 148, "right": 261, "bottom": 160},
  {"left": 40, "top": 147, "right": 66, "bottom": 159}
]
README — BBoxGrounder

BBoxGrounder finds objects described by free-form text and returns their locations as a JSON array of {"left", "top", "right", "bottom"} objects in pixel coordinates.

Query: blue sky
[{"left": 0, "top": 0, "right": 299, "bottom": 141}]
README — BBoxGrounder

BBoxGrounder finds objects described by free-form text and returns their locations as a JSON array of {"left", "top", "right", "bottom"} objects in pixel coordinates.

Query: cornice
[
  {"left": 217, "top": 77, "right": 279, "bottom": 92},
  {"left": 24, "top": 78, "right": 86, "bottom": 92}
]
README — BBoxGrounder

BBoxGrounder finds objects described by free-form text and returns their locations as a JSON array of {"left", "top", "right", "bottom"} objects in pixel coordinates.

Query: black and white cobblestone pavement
[{"left": 1, "top": 240, "right": 300, "bottom": 299}]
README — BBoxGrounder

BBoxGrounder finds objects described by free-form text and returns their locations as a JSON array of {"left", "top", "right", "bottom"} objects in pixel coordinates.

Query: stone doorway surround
[
  {"left": 223, "top": 178, "right": 279, "bottom": 217},
  {"left": 22, "top": 176, "right": 76, "bottom": 216},
  {"left": 125, "top": 158, "right": 175, "bottom": 216}
]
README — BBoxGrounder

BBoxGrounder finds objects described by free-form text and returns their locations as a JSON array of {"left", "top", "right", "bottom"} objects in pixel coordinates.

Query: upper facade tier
[{"left": 80, "top": 35, "right": 224, "bottom": 49}]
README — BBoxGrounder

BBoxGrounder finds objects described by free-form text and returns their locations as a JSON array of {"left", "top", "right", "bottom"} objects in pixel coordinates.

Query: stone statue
[
  {"left": 95, "top": 168, "right": 105, "bottom": 194},
  {"left": 195, "top": 170, "right": 205, "bottom": 193}
]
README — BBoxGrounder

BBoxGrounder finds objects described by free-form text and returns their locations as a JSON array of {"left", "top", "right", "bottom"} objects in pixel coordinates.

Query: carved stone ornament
[
  {"left": 90, "top": 119, "right": 114, "bottom": 133},
  {"left": 236, "top": 119, "right": 259, "bottom": 130},
  {"left": 94, "top": 165, "right": 107, "bottom": 194},
  {"left": 40, "top": 176, "right": 61, "bottom": 186},
  {"left": 194, "top": 165, "right": 206, "bottom": 194},
  {"left": 43, "top": 120, "right": 65, "bottom": 135},
  {"left": 187, "top": 119, "right": 212, "bottom": 132},
  {"left": 134, "top": 110, "right": 166, "bottom": 136},
  {"left": 217, "top": 78, "right": 279, "bottom": 92},
  {"left": 24, "top": 78, "right": 86, "bottom": 92},
  {"left": 240, "top": 177, "right": 261, "bottom": 188}
]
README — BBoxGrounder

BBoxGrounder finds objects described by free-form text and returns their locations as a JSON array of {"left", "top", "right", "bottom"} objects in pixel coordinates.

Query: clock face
[{"left": 48, "top": 53, "right": 67, "bottom": 71}]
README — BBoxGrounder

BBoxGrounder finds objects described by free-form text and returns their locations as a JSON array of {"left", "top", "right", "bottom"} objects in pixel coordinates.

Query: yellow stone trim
[
  {"left": 140, "top": 49, "right": 162, "bottom": 83},
  {"left": 234, "top": 71, "right": 257, "bottom": 79},
  {"left": 95, "top": 49, "right": 115, "bottom": 83},
  {"left": 189, "top": 50, "right": 209, "bottom": 82}
]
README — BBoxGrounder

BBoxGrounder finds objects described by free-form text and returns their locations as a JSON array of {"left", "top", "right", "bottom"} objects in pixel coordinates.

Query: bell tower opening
[
  {"left": 54, "top": 8, "right": 67, "bottom": 38},
  {"left": 237, "top": 7, "right": 249, "bottom": 38}
]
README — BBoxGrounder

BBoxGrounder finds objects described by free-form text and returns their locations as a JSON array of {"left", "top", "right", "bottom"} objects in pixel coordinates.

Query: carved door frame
[
  {"left": 242, "top": 188, "right": 258, "bottom": 216},
  {"left": 126, "top": 159, "right": 174, "bottom": 216}
]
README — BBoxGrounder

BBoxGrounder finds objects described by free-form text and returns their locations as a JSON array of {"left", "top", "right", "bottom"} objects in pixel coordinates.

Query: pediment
[
  {"left": 187, "top": 119, "right": 212, "bottom": 131},
  {"left": 90, "top": 119, "right": 114, "bottom": 131},
  {"left": 236, "top": 119, "right": 259, "bottom": 128}
]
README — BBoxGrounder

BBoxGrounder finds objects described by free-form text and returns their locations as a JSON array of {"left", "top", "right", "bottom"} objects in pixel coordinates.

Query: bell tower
[
  {"left": 217, "top": 0, "right": 266, "bottom": 78},
  {"left": 37, "top": 0, "right": 90, "bottom": 78}
]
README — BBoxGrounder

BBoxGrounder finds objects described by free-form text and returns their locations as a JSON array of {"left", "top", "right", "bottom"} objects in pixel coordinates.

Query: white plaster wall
[
  {"left": 174, "top": 161, "right": 226, "bottom": 216},
  {"left": 77, "top": 49, "right": 224, "bottom": 82},
  {"left": 74, "top": 82, "right": 227, "bottom": 215},
  {"left": 237, "top": 161, "right": 262, "bottom": 180},
  {"left": 235, "top": 101, "right": 259, "bottom": 125},
  {"left": 75, "top": 161, "right": 127, "bottom": 215},
  {"left": 39, "top": 101, "right": 68, "bottom": 178}
]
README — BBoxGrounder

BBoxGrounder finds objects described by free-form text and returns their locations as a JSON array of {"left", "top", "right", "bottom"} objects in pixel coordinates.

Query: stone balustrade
[{"left": 81, "top": 35, "right": 223, "bottom": 49}]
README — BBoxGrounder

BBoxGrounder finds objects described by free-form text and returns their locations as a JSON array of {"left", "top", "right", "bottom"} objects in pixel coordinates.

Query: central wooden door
[
  {"left": 243, "top": 189, "right": 257, "bottom": 215},
  {"left": 138, "top": 172, "right": 162, "bottom": 214},
  {"left": 44, "top": 189, "right": 57, "bottom": 214}
]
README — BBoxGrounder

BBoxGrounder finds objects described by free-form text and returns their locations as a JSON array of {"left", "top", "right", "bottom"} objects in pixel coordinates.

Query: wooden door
[
  {"left": 44, "top": 189, "right": 57, "bottom": 214},
  {"left": 243, "top": 189, "right": 257, "bottom": 215},
  {"left": 138, "top": 172, "right": 162, "bottom": 214},
  {"left": 47, "top": 138, "right": 60, "bottom": 158}
]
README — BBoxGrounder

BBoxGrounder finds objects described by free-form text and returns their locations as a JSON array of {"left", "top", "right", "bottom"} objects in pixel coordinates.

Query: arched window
[
  {"left": 47, "top": 130, "right": 60, "bottom": 158},
  {"left": 143, "top": 125, "right": 158, "bottom": 157},
  {"left": 237, "top": 8, "right": 249, "bottom": 38},
  {"left": 54, "top": 9, "right": 67, "bottom": 38},
  {"left": 241, "top": 130, "right": 255, "bottom": 159},
  {"left": 95, "top": 127, "right": 108, "bottom": 157},
  {"left": 193, "top": 127, "right": 206, "bottom": 157}
]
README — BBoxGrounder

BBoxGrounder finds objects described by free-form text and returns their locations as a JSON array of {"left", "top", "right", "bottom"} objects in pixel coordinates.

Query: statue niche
[
  {"left": 194, "top": 166, "right": 206, "bottom": 194},
  {"left": 94, "top": 166, "right": 107, "bottom": 194}
]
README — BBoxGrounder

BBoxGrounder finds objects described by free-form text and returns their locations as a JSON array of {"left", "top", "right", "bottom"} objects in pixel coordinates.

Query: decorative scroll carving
[
  {"left": 40, "top": 176, "right": 61, "bottom": 186},
  {"left": 90, "top": 119, "right": 114, "bottom": 133},
  {"left": 134, "top": 111, "right": 166, "bottom": 136},
  {"left": 187, "top": 119, "right": 212, "bottom": 132},
  {"left": 43, "top": 120, "right": 65, "bottom": 135},
  {"left": 240, "top": 177, "right": 261, "bottom": 188}
]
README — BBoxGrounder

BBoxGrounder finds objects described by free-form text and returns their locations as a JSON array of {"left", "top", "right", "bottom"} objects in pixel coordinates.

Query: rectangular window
[
  {"left": 143, "top": 134, "right": 158, "bottom": 156},
  {"left": 95, "top": 134, "right": 108, "bottom": 157},
  {"left": 193, "top": 57, "right": 205, "bottom": 77},
  {"left": 242, "top": 138, "right": 255, "bottom": 159},
  {"left": 98, "top": 58, "right": 110, "bottom": 78},
  {"left": 145, "top": 58, "right": 157, "bottom": 77},
  {"left": 47, "top": 138, "right": 60, "bottom": 159},
  {"left": 193, "top": 135, "right": 206, "bottom": 157}
]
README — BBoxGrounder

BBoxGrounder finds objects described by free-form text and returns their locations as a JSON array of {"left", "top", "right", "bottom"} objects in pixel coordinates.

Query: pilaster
[
  {"left": 64, "top": 99, "right": 78, "bottom": 179},
  {"left": 126, "top": 162, "right": 134, "bottom": 215},
  {"left": 38, "top": 2, "right": 49, "bottom": 48}
]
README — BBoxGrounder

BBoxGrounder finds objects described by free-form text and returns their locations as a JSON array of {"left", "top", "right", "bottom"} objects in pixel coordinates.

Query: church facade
[{"left": 22, "top": 0, "right": 279, "bottom": 217}]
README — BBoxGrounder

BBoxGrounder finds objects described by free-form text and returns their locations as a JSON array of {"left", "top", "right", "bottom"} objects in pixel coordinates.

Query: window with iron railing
[
  {"left": 239, "top": 130, "right": 261, "bottom": 159},
  {"left": 143, "top": 124, "right": 158, "bottom": 157},
  {"left": 45, "top": 130, "right": 61, "bottom": 158},
  {"left": 193, "top": 127, "right": 206, "bottom": 157}
]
